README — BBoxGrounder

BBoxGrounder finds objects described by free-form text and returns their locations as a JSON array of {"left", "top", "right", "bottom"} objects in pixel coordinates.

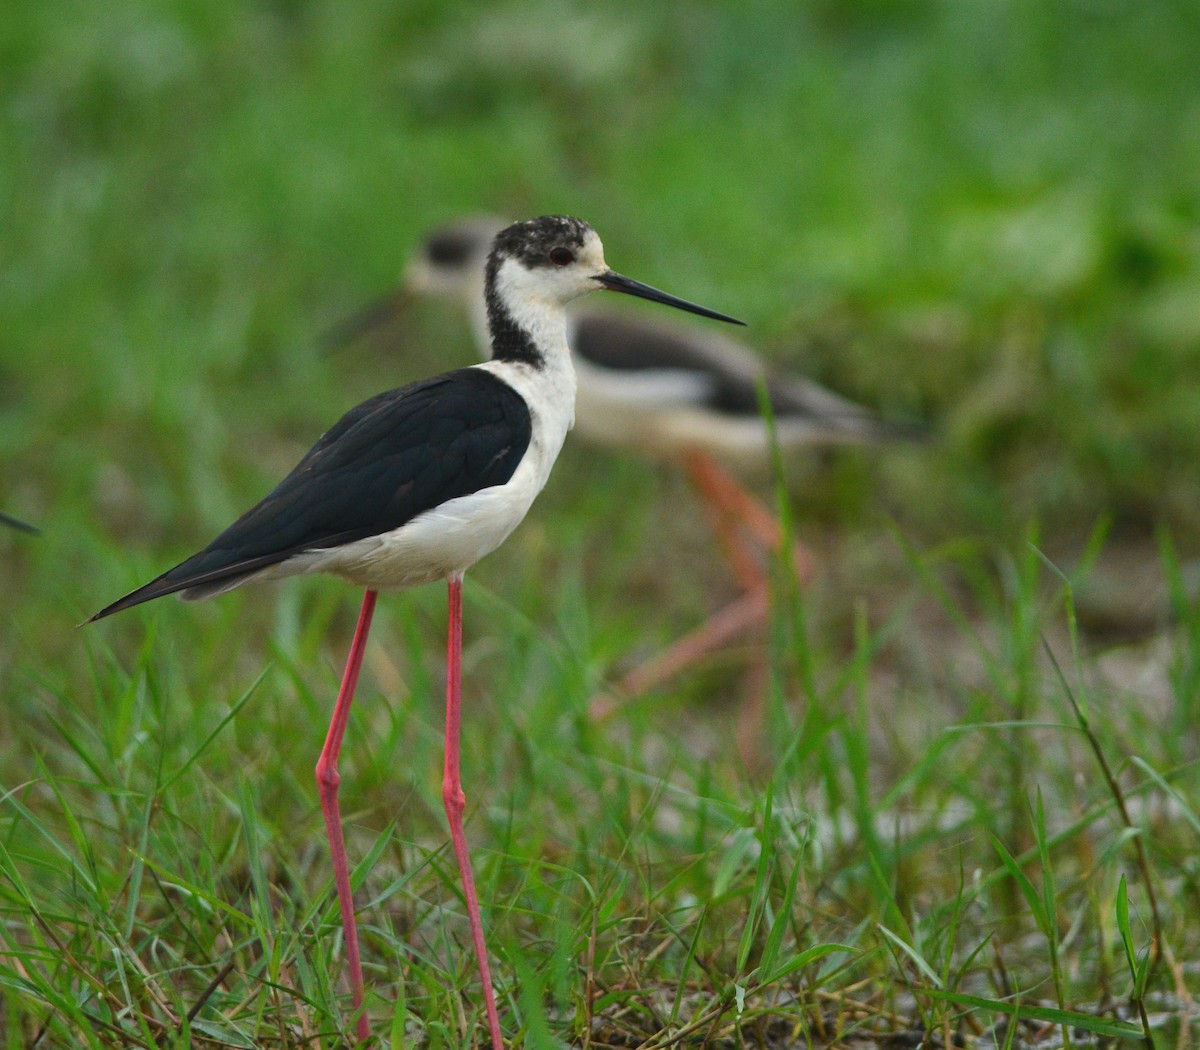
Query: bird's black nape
[{"left": 481, "top": 217, "right": 595, "bottom": 367}]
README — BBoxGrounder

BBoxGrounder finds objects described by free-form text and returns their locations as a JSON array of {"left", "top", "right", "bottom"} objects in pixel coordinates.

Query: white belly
[{"left": 310, "top": 476, "right": 540, "bottom": 590}]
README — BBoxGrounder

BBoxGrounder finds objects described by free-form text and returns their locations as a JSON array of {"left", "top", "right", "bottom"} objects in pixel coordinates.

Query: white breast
[{"left": 290, "top": 356, "right": 576, "bottom": 592}]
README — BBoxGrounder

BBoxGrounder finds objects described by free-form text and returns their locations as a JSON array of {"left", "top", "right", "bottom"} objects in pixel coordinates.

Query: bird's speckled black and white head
[
  {"left": 483, "top": 215, "right": 743, "bottom": 367},
  {"left": 490, "top": 216, "right": 596, "bottom": 272},
  {"left": 487, "top": 217, "right": 606, "bottom": 310},
  {"left": 484, "top": 216, "right": 609, "bottom": 366}
]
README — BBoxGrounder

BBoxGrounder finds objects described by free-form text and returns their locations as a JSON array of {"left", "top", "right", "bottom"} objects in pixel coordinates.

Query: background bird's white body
[{"left": 567, "top": 322, "right": 877, "bottom": 462}]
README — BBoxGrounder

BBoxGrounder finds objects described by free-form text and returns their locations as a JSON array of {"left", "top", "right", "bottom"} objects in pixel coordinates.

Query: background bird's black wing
[
  {"left": 574, "top": 313, "right": 924, "bottom": 439},
  {"left": 89, "top": 368, "right": 532, "bottom": 620},
  {"left": 573, "top": 313, "right": 777, "bottom": 417},
  {"left": 0, "top": 511, "right": 39, "bottom": 534}
]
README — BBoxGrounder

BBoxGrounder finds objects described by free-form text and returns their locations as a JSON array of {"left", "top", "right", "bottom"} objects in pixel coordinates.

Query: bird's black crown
[{"left": 489, "top": 215, "right": 592, "bottom": 271}]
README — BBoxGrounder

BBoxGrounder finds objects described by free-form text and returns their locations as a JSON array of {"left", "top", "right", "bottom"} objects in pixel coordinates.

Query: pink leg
[
  {"left": 442, "top": 574, "right": 504, "bottom": 1050},
  {"left": 688, "top": 462, "right": 768, "bottom": 595},
  {"left": 315, "top": 588, "right": 377, "bottom": 1045}
]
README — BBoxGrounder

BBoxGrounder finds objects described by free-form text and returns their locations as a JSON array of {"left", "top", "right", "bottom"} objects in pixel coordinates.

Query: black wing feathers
[
  {"left": 573, "top": 314, "right": 777, "bottom": 417},
  {"left": 89, "top": 368, "right": 532, "bottom": 620},
  {"left": 573, "top": 314, "right": 925, "bottom": 439}
]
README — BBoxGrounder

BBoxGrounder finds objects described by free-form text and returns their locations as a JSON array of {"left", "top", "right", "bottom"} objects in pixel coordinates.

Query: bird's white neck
[{"left": 481, "top": 280, "right": 576, "bottom": 459}]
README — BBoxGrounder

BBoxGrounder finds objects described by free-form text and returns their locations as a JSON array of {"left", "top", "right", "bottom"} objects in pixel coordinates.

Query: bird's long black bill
[
  {"left": 319, "top": 287, "right": 415, "bottom": 354},
  {"left": 596, "top": 271, "right": 745, "bottom": 325}
]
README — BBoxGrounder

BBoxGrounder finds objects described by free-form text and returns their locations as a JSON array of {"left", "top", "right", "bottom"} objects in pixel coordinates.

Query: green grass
[{"left": 3, "top": 0, "right": 1200, "bottom": 1045}]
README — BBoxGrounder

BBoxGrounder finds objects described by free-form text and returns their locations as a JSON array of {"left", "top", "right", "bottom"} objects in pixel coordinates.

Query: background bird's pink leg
[
  {"left": 588, "top": 589, "right": 770, "bottom": 722},
  {"left": 315, "top": 587, "right": 377, "bottom": 1045},
  {"left": 442, "top": 574, "right": 504, "bottom": 1050},
  {"left": 591, "top": 450, "right": 811, "bottom": 720},
  {"left": 682, "top": 449, "right": 815, "bottom": 586}
]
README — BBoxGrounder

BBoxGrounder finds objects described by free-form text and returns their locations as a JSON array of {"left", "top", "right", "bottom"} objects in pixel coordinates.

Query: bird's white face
[{"left": 492, "top": 227, "right": 610, "bottom": 315}]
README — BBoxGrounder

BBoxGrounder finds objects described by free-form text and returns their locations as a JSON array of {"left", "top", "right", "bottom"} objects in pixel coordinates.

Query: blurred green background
[
  {"left": 2, "top": 0, "right": 1200, "bottom": 1044},
  {"left": 4, "top": 0, "right": 1200, "bottom": 564}
]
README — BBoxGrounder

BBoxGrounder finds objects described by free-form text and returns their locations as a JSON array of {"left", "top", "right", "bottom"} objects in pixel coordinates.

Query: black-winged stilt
[
  {"left": 330, "top": 215, "right": 919, "bottom": 727},
  {"left": 88, "top": 215, "right": 741, "bottom": 1047}
]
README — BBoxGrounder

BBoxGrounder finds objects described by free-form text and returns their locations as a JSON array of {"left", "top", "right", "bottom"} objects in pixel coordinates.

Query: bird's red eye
[{"left": 549, "top": 246, "right": 574, "bottom": 266}]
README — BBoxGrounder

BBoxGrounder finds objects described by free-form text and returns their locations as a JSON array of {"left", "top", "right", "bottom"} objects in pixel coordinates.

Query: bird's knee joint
[
  {"left": 442, "top": 780, "right": 465, "bottom": 815},
  {"left": 315, "top": 760, "right": 340, "bottom": 792}
]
